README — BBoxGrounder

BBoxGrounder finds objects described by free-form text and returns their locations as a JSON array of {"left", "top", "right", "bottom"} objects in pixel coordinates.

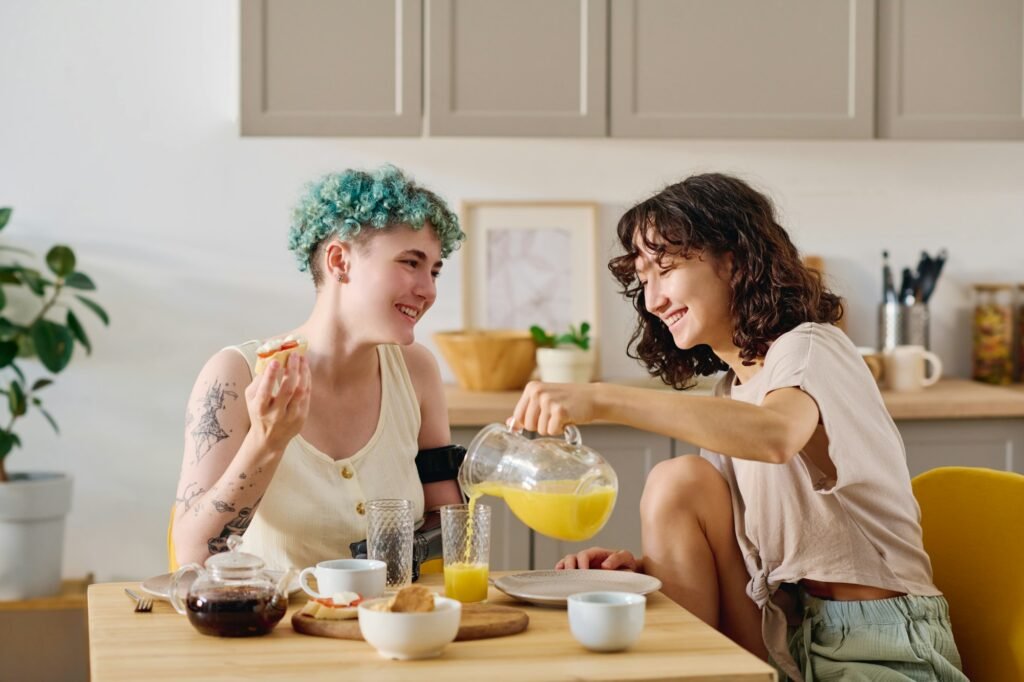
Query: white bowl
[
  {"left": 568, "top": 591, "right": 646, "bottom": 652},
  {"left": 358, "top": 596, "right": 462, "bottom": 660}
]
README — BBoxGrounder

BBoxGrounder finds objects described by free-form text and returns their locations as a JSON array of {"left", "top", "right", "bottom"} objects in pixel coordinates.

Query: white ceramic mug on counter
[
  {"left": 884, "top": 345, "right": 942, "bottom": 392},
  {"left": 299, "top": 559, "right": 386, "bottom": 600}
]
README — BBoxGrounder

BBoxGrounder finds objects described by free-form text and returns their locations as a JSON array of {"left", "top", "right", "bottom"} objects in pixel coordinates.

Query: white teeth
[
  {"left": 397, "top": 305, "right": 418, "bottom": 319},
  {"left": 665, "top": 310, "right": 686, "bottom": 326}
]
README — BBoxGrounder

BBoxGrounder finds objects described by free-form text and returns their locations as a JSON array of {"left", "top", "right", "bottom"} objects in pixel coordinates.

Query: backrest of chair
[{"left": 912, "top": 466, "right": 1024, "bottom": 681}]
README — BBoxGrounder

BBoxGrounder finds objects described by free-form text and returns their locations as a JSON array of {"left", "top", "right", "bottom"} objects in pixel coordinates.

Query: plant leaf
[
  {"left": 0, "top": 340, "right": 17, "bottom": 368},
  {"left": 529, "top": 325, "right": 554, "bottom": 347},
  {"left": 15, "top": 334, "right": 35, "bottom": 358},
  {"left": 66, "top": 310, "right": 91, "bottom": 354},
  {"left": 0, "top": 320, "right": 18, "bottom": 341},
  {"left": 10, "top": 433, "right": 20, "bottom": 448},
  {"left": 8, "top": 381, "right": 26, "bottom": 417},
  {"left": 0, "top": 431, "right": 13, "bottom": 457},
  {"left": 0, "top": 208, "right": 10, "bottom": 231},
  {"left": 64, "top": 271, "right": 96, "bottom": 290},
  {"left": 0, "top": 245, "right": 35, "bottom": 257},
  {"left": 39, "top": 407, "right": 60, "bottom": 435},
  {"left": 30, "top": 320, "right": 75, "bottom": 373},
  {"left": 75, "top": 295, "right": 109, "bottom": 326},
  {"left": 16, "top": 266, "right": 46, "bottom": 296},
  {"left": 9, "top": 361, "right": 24, "bottom": 383},
  {"left": 31, "top": 378, "right": 54, "bottom": 392},
  {"left": 46, "top": 246, "right": 76, "bottom": 277},
  {"left": 580, "top": 321, "right": 591, "bottom": 336}
]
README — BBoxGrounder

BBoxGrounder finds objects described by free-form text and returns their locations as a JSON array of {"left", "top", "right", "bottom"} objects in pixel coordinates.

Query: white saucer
[{"left": 492, "top": 569, "right": 662, "bottom": 607}]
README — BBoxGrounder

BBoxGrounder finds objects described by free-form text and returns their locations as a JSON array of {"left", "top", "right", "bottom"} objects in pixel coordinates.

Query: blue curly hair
[{"left": 288, "top": 165, "right": 464, "bottom": 284}]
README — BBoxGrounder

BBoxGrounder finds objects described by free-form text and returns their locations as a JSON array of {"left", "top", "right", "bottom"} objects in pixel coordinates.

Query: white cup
[
  {"left": 883, "top": 344, "right": 942, "bottom": 392},
  {"left": 298, "top": 558, "right": 387, "bottom": 600},
  {"left": 567, "top": 591, "right": 646, "bottom": 652}
]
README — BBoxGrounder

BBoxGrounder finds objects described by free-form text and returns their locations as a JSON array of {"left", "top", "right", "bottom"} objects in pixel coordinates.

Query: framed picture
[{"left": 460, "top": 200, "right": 599, "bottom": 341}]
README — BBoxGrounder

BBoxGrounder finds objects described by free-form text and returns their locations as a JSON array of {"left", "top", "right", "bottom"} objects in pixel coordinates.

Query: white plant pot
[
  {"left": 536, "top": 347, "right": 595, "bottom": 383},
  {"left": 0, "top": 472, "right": 73, "bottom": 600}
]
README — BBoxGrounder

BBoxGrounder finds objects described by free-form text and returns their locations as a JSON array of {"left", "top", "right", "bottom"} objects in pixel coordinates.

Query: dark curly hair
[{"left": 608, "top": 173, "right": 843, "bottom": 389}]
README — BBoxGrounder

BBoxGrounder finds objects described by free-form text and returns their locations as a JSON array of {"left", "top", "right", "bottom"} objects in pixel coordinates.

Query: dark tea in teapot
[{"left": 185, "top": 586, "right": 286, "bottom": 637}]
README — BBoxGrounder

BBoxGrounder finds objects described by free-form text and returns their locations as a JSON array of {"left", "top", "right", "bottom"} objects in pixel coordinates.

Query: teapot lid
[{"left": 204, "top": 535, "right": 265, "bottom": 575}]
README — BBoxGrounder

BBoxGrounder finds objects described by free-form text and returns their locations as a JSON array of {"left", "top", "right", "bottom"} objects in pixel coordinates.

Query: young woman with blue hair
[{"left": 172, "top": 166, "right": 466, "bottom": 571}]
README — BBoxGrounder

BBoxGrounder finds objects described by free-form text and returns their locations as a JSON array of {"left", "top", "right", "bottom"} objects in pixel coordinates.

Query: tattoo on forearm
[
  {"left": 175, "top": 481, "right": 205, "bottom": 513},
  {"left": 207, "top": 496, "right": 261, "bottom": 554},
  {"left": 191, "top": 379, "right": 238, "bottom": 464},
  {"left": 212, "top": 499, "right": 236, "bottom": 513}
]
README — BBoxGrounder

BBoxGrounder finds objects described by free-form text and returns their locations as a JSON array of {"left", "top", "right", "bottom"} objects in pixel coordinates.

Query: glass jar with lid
[{"left": 972, "top": 283, "right": 1013, "bottom": 385}]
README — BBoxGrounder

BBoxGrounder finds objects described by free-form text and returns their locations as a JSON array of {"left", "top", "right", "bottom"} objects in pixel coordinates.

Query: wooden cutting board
[{"left": 291, "top": 603, "right": 529, "bottom": 641}]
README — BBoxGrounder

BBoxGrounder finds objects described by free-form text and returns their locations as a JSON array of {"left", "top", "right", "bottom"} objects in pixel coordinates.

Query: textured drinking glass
[
  {"left": 366, "top": 499, "right": 415, "bottom": 592},
  {"left": 441, "top": 503, "right": 491, "bottom": 603}
]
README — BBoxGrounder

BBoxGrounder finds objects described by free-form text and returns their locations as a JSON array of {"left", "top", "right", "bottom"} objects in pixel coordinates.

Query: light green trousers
[{"left": 779, "top": 589, "right": 967, "bottom": 681}]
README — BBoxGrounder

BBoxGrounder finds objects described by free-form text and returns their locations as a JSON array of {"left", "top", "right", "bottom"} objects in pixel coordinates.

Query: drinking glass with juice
[{"left": 441, "top": 503, "right": 491, "bottom": 603}]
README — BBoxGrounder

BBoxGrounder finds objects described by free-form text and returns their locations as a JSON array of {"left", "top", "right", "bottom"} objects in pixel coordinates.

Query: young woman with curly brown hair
[{"left": 512, "top": 174, "right": 965, "bottom": 681}]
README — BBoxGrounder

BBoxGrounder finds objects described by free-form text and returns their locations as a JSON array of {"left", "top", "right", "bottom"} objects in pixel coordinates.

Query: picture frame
[{"left": 460, "top": 200, "right": 599, "bottom": 344}]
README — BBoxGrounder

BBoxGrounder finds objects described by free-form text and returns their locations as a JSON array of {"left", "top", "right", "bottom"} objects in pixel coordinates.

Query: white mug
[
  {"left": 567, "top": 591, "right": 646, "bottom": 652},
  {"left": 883, "top": 345, "right": 942, "bottom": 392},
  {"left": 298, "top": 558, "right": 387, "bottom": 600}
]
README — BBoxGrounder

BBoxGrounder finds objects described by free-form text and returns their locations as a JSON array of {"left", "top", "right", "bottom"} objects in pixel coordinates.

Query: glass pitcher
[
  {"left": 169, "top": 536, "right": 296, "bottom": 637},
  {"left": 458, "top": 423, "right": 618, "bottom": 542}
]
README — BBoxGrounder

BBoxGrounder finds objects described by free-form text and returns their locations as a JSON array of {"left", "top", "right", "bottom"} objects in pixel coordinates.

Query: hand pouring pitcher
[{"left": 458, "top": 423, "right": 618, "bottom": 542}]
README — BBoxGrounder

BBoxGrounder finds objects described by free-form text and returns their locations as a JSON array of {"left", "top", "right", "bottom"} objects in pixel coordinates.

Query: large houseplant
[{"left": 0, "top": 207, "right": 109, "bottom": 599}]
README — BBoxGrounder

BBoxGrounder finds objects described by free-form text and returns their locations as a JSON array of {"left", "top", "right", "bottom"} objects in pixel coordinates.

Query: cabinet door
[
  {"left": 427, "top": 0, "right": 607, "bottom": 136},
  {"left": 878, "top": 0, "right": 1024, "bottom": 139},
  {"left": 610, "top": 0, "right": 875, "bottom": 138},
  {"left": 897, "top": 419, "right": 1023, "bottom": 477},
  {"left": 241, "top": 0, "right": 422, "bottom": 136},
  {"left": 451, "top": 427, "right": 531, "bottom": 570},
  {"left": 532, "top": 427, "right": 672, "bottom": 569}
]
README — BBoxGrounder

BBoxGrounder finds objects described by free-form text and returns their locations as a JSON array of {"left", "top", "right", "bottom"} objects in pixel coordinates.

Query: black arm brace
[{"left": 415, "top": 444, "right": 467, "bottom": 484}]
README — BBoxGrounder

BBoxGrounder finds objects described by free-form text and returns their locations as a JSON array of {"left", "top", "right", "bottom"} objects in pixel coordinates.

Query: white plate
[
  {"left": 491, "top": 569, "right": 662, "bottom": 607},
  {"left": 140, "top": 569, "right": 301, "bottom": 601}
]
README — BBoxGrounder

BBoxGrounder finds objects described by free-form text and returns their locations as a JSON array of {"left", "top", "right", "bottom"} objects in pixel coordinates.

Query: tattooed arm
[{"left": 173, "top": 348, "right": 310, "bottom": 567}]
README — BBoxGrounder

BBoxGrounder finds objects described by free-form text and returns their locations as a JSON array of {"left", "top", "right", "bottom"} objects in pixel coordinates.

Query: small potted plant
[
  {"left": 0, "top": 207, "right": 109, "bottom": 599},
  {"left": 530, "top": 322, "right": 595, "bottom": 383}
]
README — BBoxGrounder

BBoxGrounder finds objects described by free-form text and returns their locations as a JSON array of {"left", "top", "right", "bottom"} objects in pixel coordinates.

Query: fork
[{"left": 124, "top": 588, "right": 154, "bottom": 613}]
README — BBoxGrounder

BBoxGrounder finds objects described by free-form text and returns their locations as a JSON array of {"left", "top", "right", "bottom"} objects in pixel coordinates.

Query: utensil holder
[{"left": 878, "top": 302, "right": 930, "bottom": 350}]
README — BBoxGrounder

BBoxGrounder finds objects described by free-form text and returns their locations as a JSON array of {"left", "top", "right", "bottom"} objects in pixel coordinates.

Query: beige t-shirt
[
  {"left": 701, "top": 323, "right": 939, "bottom": 681},
  {"left": 227, "top": 342, "right": 424, "bottom": 572}
]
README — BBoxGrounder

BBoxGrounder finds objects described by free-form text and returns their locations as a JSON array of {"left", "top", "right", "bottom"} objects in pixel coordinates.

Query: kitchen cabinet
[
  {"left": 878, "top": 0, "right": 1024, "bottom": 139},
  {"left": 427, "top": 0, "right": 607, "bottom": 136},
  {"left": 609, "top": 0, "right": 876, "bottom": 138},
  {"left": 240, "top": 0, "right": 422, "bottom": 136},
  {"left": 899, "top": 419, "right": 1024, "bottom": 476}
]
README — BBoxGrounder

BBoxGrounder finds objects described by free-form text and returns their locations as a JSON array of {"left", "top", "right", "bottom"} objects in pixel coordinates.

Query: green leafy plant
[
  {"left": 529, "top": 322, "right": 591, "bottom": 351},
  {"left": 0, "top": 207, "right": 109, "bottom": 482}
]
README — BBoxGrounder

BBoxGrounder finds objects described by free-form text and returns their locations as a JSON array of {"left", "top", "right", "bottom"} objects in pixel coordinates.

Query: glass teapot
[
  {"left": 169, "top": 536, "right": 296, "bottom": 637},
  {"left": 458, "top": 423, "right": 618, "bottom": 542}
]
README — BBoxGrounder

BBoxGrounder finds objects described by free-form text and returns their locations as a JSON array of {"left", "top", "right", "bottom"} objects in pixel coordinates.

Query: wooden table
[{"left": 88, "top": 573, "right": 775, "bottom": 681}]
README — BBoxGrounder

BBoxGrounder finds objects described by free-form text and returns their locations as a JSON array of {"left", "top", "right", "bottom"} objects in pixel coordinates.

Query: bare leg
[{"left": 640, "top": 455, "right": 767, "bottom": 660}]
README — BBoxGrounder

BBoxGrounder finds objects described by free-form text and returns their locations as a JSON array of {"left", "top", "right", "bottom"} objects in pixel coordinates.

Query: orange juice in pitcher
[{"left": 460, "top": 424, "right": 618, "bottom": 543}]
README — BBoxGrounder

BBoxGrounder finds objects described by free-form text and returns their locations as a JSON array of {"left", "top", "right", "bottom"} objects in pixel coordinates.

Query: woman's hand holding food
[
  {"left": 512, "top": 381, "right": 599, "bottom": 436},
  {"left": 245, "top": 353, "right": 311, "bottom": 453},
  {"left": 556, "top": 547, "right": 643, "bottom": 572}
]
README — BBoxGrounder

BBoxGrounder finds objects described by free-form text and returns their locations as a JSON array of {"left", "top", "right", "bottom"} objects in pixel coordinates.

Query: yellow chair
[{"left": 912, "top": 466, "right": 1024, "bottom": 681}]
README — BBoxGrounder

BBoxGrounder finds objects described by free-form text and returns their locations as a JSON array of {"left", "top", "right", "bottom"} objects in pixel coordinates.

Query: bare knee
[{"left": 641, "top": 455, "right": 730, "bottom": 524}]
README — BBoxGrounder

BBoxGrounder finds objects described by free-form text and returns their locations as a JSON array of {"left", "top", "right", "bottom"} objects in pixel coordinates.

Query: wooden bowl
[{"left": 434, "top": 330, "right": 537, "bottom": 391}]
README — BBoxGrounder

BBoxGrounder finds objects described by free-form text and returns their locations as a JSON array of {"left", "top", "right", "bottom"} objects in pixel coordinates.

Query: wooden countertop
[
  {"left": 87, "top": 574, "right": 774, "bottom": 681},
  {"left": 446, "top": 379, "right": 1024, "bottom": 426}
]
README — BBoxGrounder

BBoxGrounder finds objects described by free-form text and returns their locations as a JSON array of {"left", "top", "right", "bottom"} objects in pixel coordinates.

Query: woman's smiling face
[
  {"left": 344, "top": 224, "right": 443, "bottom": 346},
  {"left": 634, "top": 232, "right": 735, "bottom": 353}
]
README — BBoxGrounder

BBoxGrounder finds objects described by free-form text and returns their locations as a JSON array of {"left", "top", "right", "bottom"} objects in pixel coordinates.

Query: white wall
[{"left": 1, "top": 1, "right": 1022, "bottom": 581}]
